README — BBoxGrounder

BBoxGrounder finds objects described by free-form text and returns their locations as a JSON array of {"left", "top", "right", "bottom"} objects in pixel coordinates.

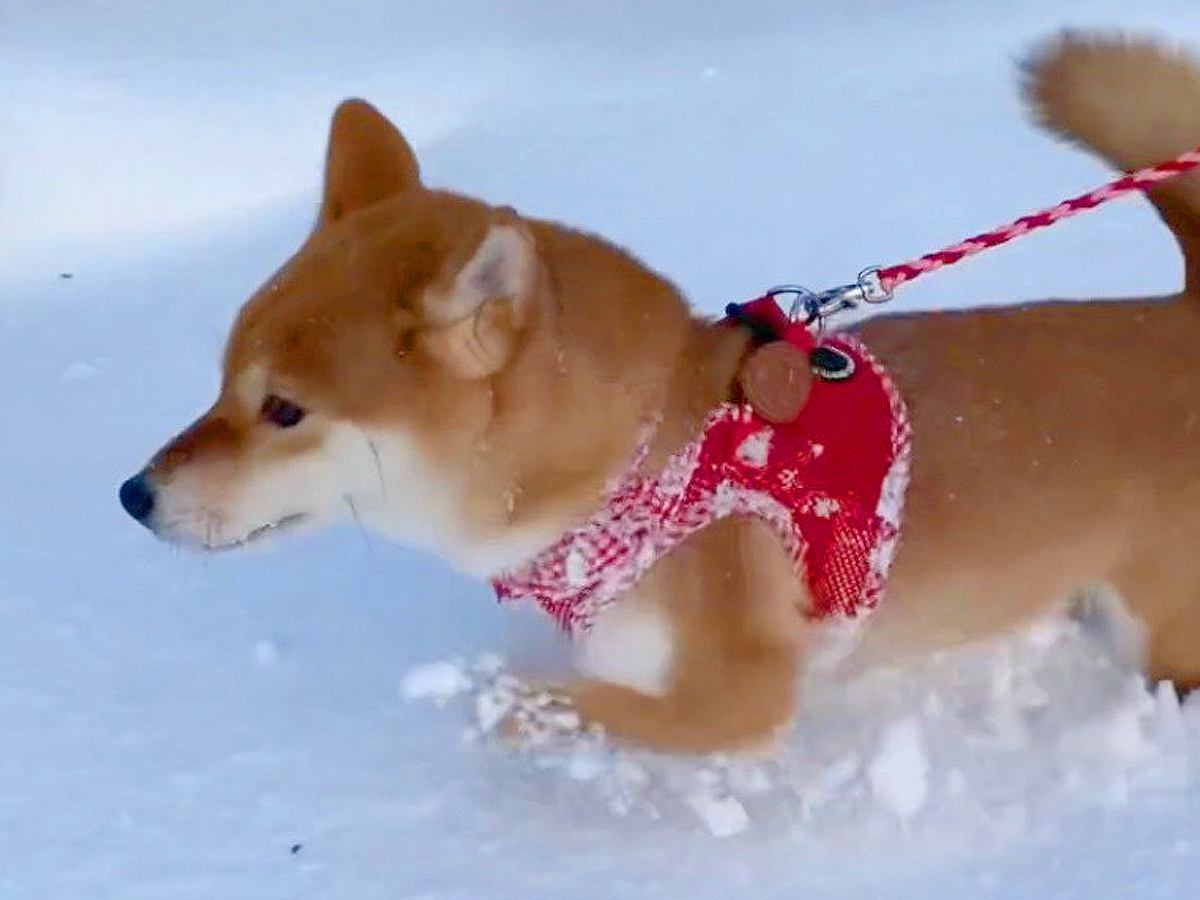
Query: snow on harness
[{"left": 491, "top": 296, "right": 912, "bottom": 635}]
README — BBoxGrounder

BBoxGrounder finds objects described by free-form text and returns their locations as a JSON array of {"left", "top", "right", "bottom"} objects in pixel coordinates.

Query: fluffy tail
[{"left": 1023, "top": 32, "right": 1200, "bottom": 295}]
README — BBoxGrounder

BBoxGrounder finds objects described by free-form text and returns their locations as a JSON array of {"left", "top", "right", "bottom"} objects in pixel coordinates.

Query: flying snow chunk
[
  {"left": 475, "top": 687, "right": 515, "bottom": 733},
  {"left": 400, "top": 660, "right": 472, "bottom": 705},
  {"left": 868, "top": 717, "right": 930, "bottom": 819}
]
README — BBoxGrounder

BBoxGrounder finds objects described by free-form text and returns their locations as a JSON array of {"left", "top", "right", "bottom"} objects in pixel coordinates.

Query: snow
[
  {"left": 868, "top": 717, "right": 930, "bottom": 820},
  {"left": 5, "top": 0, "right": 1200, "bottom": 897},
  {"left": 399, "top": 661, "right": 473, "bottom": 705},
  {"left": 685, "top": 792, "right": 751, "bottom": 838},
  {"left": 403, "top": 613, "right": 1200, "bottom": 849},
  {"left": 565, "top": 547, "right": 589, "bottom": 587},
  {"left": 736, "top": 429, "right": 772, "bottom": 467}
]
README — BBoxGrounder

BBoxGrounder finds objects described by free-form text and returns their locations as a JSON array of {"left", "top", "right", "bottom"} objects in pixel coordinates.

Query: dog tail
[{"left": 1023, "top": 32, "right": 1200, "bottom": 295}]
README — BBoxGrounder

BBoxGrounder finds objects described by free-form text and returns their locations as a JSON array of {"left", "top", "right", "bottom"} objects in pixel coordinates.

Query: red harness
[
  {"left": 491, "top": 298, "right": 911, "bottom": 635},
  {"left": 489, "top": 142, "right": 1200, "bottom": 633}
]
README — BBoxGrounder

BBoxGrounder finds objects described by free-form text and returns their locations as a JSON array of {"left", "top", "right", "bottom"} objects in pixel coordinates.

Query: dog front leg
[{"left": 568, "top": 518, "right": 807, "bottom": 752}]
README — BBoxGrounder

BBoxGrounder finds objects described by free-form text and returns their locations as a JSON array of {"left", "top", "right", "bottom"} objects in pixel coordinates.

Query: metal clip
[
  {"left": 857, "top": 267, "right": 892, "bottom": 304},
  {"left": 764, "top": 284, "right": 819, "bottom": 324},
  {"left": 814, "top": 267, "right": 893, "bottom": 311},
  {"left": 767, "top": 267, "right": 893, "bottom": 332}
]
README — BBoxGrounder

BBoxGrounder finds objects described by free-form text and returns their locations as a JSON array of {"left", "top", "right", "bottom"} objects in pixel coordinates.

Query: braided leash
[{"left": 784, "top": 144, "right": 1200, "bottom": 326}]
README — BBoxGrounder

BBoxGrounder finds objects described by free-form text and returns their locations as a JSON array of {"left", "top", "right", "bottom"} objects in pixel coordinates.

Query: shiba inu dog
[{"left": 121, "top": 34, "right": 1200, "bottom": 751}]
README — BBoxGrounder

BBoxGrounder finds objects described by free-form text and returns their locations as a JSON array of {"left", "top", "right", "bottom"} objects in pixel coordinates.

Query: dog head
[{"left": 119, "top": 100, "right": 553, "bottom": 570}]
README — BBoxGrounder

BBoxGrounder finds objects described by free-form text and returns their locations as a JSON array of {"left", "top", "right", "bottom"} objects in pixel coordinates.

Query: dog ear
[
  {"left": 318, "top": 99, "right": 421, "bottom": 227},
  {"left": 419, "top": 217, "right": 539, "bottom": 379}
]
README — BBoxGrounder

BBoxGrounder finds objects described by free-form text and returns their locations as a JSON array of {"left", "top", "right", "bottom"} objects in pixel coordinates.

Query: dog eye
[{"left": 261, "top": 394, "right": 306, "bottom": 428}]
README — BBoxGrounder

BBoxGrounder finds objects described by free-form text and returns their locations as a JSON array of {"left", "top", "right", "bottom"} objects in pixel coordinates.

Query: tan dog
[{"left": 120, "top": 34, "right": 1200, "bottom": 751}]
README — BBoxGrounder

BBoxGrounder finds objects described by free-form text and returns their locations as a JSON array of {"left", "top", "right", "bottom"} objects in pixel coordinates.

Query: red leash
[{"left": 791, "top": 143, "right": 1200, "bottom": 325}]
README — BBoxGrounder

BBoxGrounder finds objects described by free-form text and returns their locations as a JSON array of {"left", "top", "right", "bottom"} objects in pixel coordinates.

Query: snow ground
[{"left": 4, "top": 1, "right": 1200, "bottom": 897}]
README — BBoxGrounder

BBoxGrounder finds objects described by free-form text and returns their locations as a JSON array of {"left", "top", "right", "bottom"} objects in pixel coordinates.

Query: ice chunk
[{"left": 686, "top": 791, "right": 749, "bottom": 837}]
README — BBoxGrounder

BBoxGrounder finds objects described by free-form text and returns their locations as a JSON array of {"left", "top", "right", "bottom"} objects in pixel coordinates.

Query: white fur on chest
[
  {"left": 576, "top": 599, "right": 675, "bottom": 696},
  {"left": 353, "top": 430, "right": 553, "bottom": 576}
]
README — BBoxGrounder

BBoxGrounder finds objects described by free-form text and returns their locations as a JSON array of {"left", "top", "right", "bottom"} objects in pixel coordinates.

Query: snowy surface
[{"left": 4, "top": 1, "right": 1200, "bottom": 897}]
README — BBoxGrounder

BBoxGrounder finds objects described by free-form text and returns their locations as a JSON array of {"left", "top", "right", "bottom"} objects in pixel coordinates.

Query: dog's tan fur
[{"left": 128, "top": 34, "right": 1200, "bottom": 751}]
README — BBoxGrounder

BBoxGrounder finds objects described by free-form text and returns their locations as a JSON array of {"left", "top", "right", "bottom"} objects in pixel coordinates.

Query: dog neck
[{"left": 456, "top": 225, "right": 751, "bottom": 576}]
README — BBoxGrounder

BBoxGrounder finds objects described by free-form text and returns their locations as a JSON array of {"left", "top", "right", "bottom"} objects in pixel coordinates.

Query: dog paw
[{"left": 477, "top": 677, "right": 585, "bottom": 747}]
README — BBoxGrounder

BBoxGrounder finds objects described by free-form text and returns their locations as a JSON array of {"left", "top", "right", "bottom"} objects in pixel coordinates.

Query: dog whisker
[
  {"left": 345, "top": 494, "right": 374, "bottom": 555},
  {"left": 366, "top": 438, "right": 387, "bottom": 496}
]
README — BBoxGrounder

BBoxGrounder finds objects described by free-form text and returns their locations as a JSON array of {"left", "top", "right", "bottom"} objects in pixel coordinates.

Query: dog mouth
[
  {"left": 235, "top": 513, "right": 310, "bottom": 547},
  {"left": 164, "top": 512, "right": 311, "bottom": 552}
]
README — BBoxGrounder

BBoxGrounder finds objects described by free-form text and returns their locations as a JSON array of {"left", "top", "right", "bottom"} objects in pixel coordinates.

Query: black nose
[{"left": 119, "top": 472, "right": 156, "bottom": 523}]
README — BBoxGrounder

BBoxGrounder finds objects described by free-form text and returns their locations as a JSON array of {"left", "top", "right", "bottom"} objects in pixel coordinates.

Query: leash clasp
[
  {"left": 768, "top": 267, "right": 893, "bottom": 331},
  {"left": 829, "top": 267, "right": 892, "bottom": 305}
]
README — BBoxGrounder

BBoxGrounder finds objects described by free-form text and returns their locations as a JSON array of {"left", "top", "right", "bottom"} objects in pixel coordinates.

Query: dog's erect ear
[
  {"left": 419, "top": 217, "right": 539, "bottom": 380},
  {"left": 318, "top": 99, "right": 421, "bottom": 227}
]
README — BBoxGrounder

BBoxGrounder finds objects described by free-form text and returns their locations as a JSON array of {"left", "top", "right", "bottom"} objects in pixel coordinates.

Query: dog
[{"left": 120, "top": 34, "right": 1200, "bottom": 751}]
